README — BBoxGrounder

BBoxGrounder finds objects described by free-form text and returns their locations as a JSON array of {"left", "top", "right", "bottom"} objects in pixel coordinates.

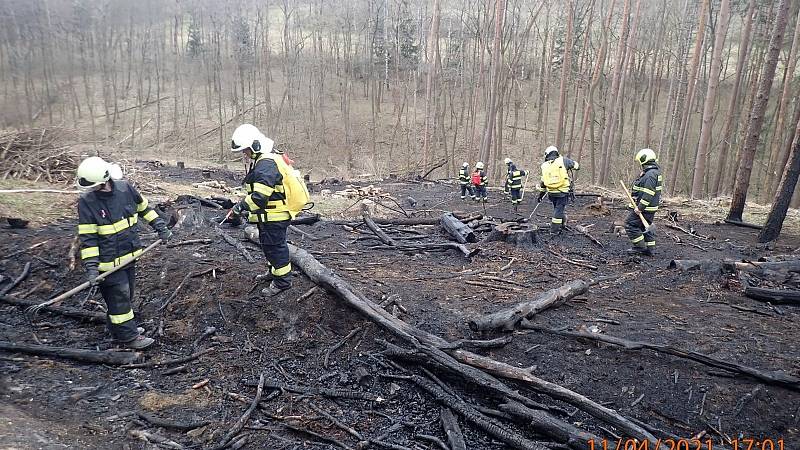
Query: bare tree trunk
[
  {"left": 759, "top": 113, "right": 800, "bottom": 242},
  {"left": 598, "top": 0, "right": 632, "bottom": 185},
  {"left": 690, "top": 0, "right": 731, "bottom": 198},
  {"left": 422, "top": 0, "right": 441, "bottom": 168},
  {"left": 669, "top": 0, "right": 709, "bottom": 195},
  {"left": 554, "top": 0, "right": 574, "bottom": 149},
  {"left": 767, "top": 5, "right": 800, "bottom": 197},
  {"left": 728, "top": 0, "right": 791, "bottom": 222},
  {"left": 712, "top": 0, "right": 757, "bottom": 197},
  {"left": 478, "top": 0, "right": 506, "bottom": 164}
]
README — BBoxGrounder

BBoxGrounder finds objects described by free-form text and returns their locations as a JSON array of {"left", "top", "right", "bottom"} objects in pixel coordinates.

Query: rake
[{"left": 26, "top": 240, "right": 162, "bottom": 317}]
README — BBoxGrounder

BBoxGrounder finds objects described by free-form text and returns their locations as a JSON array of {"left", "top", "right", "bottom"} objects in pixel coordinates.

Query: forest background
[{"left": 2, "top": 0, "right": 800, "bottom": 220}]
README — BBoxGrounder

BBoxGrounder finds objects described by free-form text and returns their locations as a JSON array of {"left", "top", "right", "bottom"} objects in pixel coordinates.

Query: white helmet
[
  {"left": 635, "top": 148, "right": 657, "bottom": 165},
  {"left": 475, "top": 161, "right": 485, "bottom": 170},
  {"left": 231, "top": 124, "right": 274, "bottom": 154},
  {"left": 544, "top": 146, "right": 559, "bottom": 157},
  {"left": 504, "top": 157, "right": 512, "bottom": 165},
  {"left": 462, "top": 162, "right": 469, "bottom": 168},
  {"left": 76, "top": 157, "right": 110, "bottom": 190},
  {"left": 108, "top": 163, "right": 123, "bottom": 180}
]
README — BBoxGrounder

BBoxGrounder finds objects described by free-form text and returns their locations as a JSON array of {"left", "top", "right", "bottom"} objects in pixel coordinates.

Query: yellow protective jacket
[{"left": 241, "top": 152, "right": 291, "bottom": 223}]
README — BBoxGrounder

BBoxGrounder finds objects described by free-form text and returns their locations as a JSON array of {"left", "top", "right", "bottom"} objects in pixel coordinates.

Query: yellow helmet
[
  {"left": 475, "top": 161, "right": 485, "bottom": 170},
  {"left": 76, "top": 157, "right": 110, "bottom": 190}
]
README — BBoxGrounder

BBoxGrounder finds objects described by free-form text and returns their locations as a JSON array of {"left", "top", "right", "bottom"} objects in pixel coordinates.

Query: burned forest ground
[{"left": 1, "top": 164, "right": 799, "bottom": 450}]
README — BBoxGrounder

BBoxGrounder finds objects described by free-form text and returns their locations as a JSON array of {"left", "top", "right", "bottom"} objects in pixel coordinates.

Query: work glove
[
  {"left": 158, "top": 228, "right": 173, "bottom": 242},
  {"left": 537, "top": 191, "right": 546, "bottom": 203},
  {"left": 232, "top": 202, "right": 247, "bottom": 217},
  {"left": 86, "top": 266, "right": 100, "bottom": 286}
]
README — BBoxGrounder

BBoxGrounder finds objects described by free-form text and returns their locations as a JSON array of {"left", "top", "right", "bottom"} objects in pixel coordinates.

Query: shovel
[
  {"left": 26, "top": 239, "right": 163, "bottom": 317},
  {"left": 619, "top": 180, "right": 654, "bottom": 233}
]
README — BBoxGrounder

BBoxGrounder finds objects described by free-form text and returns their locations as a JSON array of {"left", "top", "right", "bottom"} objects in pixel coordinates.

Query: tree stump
[{"left": 483, "top": 222, "right": 537, "bottom": 249}]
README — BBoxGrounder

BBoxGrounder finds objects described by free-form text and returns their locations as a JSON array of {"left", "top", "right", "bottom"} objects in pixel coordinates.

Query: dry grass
[{"left": 0, "top": 179, "right": 78, "bottom": 225}]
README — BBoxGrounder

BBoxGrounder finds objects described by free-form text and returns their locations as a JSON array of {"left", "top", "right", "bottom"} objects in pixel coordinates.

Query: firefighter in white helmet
[
  {"left": 504, "top": 158, "right": 527, "bottom": 209},
  {"left": 75, "top": 157, "right": 172, "bottom": 349},
  {"left": 230, "top": 124, "right": 293, "bottom": 296},
  {"left": 458, "top": 162, "right": 475, "bottom": 200},
  {"left": 537, "top": 146, "right": 580, "bottom": 234}
]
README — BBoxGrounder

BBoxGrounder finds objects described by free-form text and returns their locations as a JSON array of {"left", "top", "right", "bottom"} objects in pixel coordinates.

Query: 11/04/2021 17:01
[{"left": 586, "top": 438, "right": 786, "bottom": 450}]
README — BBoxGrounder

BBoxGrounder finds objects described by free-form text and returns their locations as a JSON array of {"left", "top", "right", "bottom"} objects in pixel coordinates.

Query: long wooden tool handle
[
  {"left": 45, "top": 239, "right": 163, "bottom": 305},
  {"left": 619, "top": 180, "right": 651, "bottom": 229}
]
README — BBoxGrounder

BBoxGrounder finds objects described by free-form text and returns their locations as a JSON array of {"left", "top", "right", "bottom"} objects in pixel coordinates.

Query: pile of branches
[{"left": 0, "top": 128, "right": 77, "bottom": 183}]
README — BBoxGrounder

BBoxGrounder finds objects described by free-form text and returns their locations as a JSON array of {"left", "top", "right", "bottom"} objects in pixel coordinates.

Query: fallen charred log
[
  {"left": 499, "top": 400, "right": 601, "bottom": 449},
  {"left": 523, "top": 324, "right": 800, "bottom": 391},
  {"left": 407, "top": 375, "right": 550, "bottom": 450},
  {"left": 723, "top": 219, "right": 762, "bottom": 230},
  {"left": 669, "top": 259, "right": 800, "bottom": 274},
  {"left": 136, "top": 412, "right": 210, "bottom": 431},
  {"left": 0, "top": 342, "right": 141, "bottom": 365},
  {"left": 468, "top": 278, "right": 613, "bottom": 332},
  {"left": 743, "top": 286, "right": 800, "bottom": 305},
  {"left": 362, "top": 203, "right": 397, "bottom": 246}
]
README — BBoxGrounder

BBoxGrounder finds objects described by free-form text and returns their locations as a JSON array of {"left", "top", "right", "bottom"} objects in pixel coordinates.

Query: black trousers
[
  {"left": 510, "top": 188, "right": 522, "bottom": 204},
  {"left": 474, "top": 185, "right": 487, "bottom": 200},
  {"left": 99, "top": 265, "right": 138, "bottom": 342},
  {"left": 460, "top": 183, "right": 474, "bottom": 198},
  {"left": 258, "top": 221, "right": 292, "bottom": 289},
  {"left": 548, "top": 194, "right": 569, "bottom": 231},
  {"left": 624, "top": 210, "right": 656, "bottom": 248}
]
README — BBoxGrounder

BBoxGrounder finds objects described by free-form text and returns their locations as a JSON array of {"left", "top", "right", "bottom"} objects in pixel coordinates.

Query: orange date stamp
[{"left": 587, "top": 438, "right": 786, "bottom": 450}]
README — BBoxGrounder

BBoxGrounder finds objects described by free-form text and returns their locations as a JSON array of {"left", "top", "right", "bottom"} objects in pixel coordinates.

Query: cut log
[
  {"left": 0, "top": 342, "right": 141, "bottom": 365},
  {"left": 287, "top": 244, "right": 659, "bottom": 444},
  {"left": 0, "top": 295, "right": 105, "bottom": 323},
  {"left": 499, "top": 400, "right": 601, "bottom": 449},
  {"left": 523, "top": 324, "right": 800, "bottom": 391},
  {"left": 468, "top": 278, "right": 612, "bottom": 332},
  {"left": 441, "top": 212, "right": 477, "bottom": 243},
  {"left": 743, "top": 286, "right": 800, "bottom": 305},
  {"left": 483, "top": 222, "right": 537, "bottom": 249}
]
